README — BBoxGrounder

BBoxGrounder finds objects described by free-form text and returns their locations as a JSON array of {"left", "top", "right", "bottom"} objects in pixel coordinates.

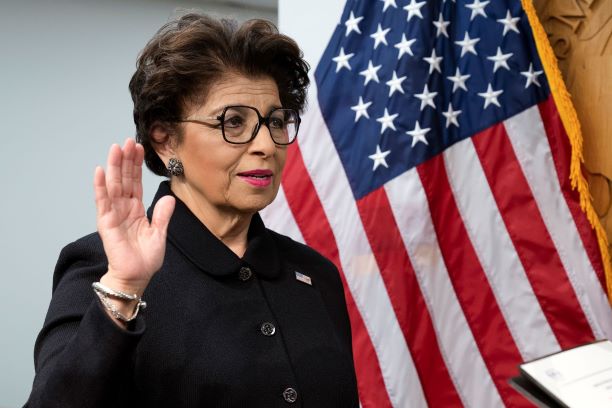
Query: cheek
[
  {"left": 183, "top": 145, "right": 240, "bottom": 189},
  {"left": 274, "top": 151, "right": 287, "bottom": 188},
  {"left": 201, "top": 149, "right": 241, "bottom": 178},
  {"left": 276, "top": 150, "right": 288, "bottom": 172}
]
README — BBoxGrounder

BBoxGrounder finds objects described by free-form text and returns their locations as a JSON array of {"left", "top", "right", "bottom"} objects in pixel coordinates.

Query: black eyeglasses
[{"left": 178, "top": 105, "right": 301, "bottom": 145}]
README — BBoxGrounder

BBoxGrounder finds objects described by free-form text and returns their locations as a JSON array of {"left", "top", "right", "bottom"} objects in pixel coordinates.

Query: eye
[
  {"left": 224, "top": 115, "right": 245, "bottom": 128},
  {"left": 269, "top": 117, "right": 285, "bottom": 129}
]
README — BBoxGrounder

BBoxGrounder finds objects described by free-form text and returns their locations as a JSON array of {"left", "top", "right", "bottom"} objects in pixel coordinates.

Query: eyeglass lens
[{"left": 221, "top": 106, "right": 298, "bottom": 144}]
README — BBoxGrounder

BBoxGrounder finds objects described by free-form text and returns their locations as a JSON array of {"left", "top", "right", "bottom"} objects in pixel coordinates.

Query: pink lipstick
[{"left": 237, "top": 169, "right": 273, "bottom": 187}]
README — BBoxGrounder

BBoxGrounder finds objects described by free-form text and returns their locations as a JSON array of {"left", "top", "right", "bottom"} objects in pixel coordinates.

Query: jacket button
[
  {"left": 260, "top": 322, "right": 276, "bottom": 336},
  {"left": 238, "top": 266, "right": 252, "bottom": 281},
  {"left": 282, "top": 387, "right": 298, "bottom": 403}
]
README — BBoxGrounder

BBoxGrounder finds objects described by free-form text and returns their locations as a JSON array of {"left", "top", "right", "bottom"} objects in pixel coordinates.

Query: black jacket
[{"left": 26, "top": 182, "right": 359, "bottom": 407}]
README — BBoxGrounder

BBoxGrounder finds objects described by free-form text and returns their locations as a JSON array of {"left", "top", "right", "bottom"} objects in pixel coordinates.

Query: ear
[{"left": 150, "top": 122, "right": 176, "bottom": 165}]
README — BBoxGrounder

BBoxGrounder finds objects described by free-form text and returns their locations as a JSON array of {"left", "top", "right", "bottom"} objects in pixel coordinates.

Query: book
[{"left": 510, "top": 340, "right": 612, "bottom": 408}]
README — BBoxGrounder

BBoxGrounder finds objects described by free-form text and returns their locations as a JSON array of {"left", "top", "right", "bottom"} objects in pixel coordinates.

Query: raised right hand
[{"left": 94, "top": 138, "right": 175, "bottom": 296}]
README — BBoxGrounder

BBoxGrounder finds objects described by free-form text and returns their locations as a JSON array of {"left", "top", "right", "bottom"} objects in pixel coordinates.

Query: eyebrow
[{"left": 210, "top": 104, "right": 285, "bottom": 115}]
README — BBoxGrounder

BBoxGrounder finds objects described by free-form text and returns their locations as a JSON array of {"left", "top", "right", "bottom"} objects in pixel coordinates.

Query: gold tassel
[{"left": 521, "top": 0, "right": 612, "bottom": 304}]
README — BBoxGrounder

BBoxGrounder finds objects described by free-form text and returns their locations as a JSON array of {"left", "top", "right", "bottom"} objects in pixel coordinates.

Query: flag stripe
[
  {"left": 506, "top": 101, "right": 612, "bottom": 339},
  {"left": 417, "top": 154, "right": 531, "bottom": 407},
  {"left": 471, "top": 122, "right": 595, "bottom": 348},
  {"left": 443, "top": 137, "right": 561, "bottom": 359},
  {"left": 279, "top": 143, "right": 393, "bottom": 408},
  {"left": 294, "top": 102, "right": 428, "bottom": 408},
  {"left": 537, "top": 99, "right": 607, "bottom": 291},
  {"left": 357, "top": 188, "right": 464, "bottom": 407},
  {"left": 385, "top": 169, "right": 505, "bottom": 408}
]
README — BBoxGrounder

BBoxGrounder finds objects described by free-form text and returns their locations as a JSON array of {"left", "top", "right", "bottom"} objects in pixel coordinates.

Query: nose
[{"left": 248, "top": 122, "right": 277, "bottom": 157}]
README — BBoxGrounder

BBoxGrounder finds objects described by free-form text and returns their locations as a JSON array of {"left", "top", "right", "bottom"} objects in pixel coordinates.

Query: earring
[{"left": 167, "top": 158, "right": 184, "bottom": 177}]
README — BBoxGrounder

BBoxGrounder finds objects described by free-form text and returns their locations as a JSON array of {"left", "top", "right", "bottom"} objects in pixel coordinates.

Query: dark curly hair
[{"left": 129, "top": 13, "right": 310, "bottom": 176}]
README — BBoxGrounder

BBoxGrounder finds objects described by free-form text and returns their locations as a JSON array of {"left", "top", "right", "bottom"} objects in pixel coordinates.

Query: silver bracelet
[
  {"left": 92, "top": 281, "right": 139, "bottom": 301},
  {"left": 92, "top": 282, "right": 147, "bottom": 322}
]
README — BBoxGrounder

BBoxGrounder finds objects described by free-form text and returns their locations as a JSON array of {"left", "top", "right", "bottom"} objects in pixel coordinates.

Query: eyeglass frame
[{"left": 175, "top": 105, "right": 301, "bottom": 145}]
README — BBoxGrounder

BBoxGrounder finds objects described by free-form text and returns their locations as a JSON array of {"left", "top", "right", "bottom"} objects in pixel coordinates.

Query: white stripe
[
  {"left": 298, "top": 96, "right": 427, "bottom": 408},
  {"left": 261, "top": 186, "right": 305, "bottom": 244},
  {"left": 504, "top": 105, "right": 612, "bottom": 339},
  {"left": 385, "top": 169, "right": 504, "bottom": 408},
  {"left": 444, "top": 138, "right": 561, "bottom": 360}
]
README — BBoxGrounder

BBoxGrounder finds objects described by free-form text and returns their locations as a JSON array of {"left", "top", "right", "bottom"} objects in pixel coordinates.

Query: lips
[{"left": 237, "top": 169, "right": 273, "bottom": 187}]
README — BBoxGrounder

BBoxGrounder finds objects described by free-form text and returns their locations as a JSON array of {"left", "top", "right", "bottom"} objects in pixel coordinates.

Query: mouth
[{"left": 237, "top": 169, "right": 273, "bottom": 187}]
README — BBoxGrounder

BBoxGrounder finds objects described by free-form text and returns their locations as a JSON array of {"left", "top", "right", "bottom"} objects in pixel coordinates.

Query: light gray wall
[{"left": 0, "top": 1, "right": 276, "bottom": 406}]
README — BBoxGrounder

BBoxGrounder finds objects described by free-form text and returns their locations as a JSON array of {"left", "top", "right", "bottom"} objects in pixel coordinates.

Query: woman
[{"left": 26, "top": 13, "right": 358, "bottom": 407}]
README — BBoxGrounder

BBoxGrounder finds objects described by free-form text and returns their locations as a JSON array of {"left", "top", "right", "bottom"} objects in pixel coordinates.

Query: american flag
[{"left": 262, "top": 0, "right": 612, "bottom": 406}]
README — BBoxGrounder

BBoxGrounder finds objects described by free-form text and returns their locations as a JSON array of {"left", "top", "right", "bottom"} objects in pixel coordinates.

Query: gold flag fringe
[{"left": 521, "top": 0, "right": 612, "bottom": 304}]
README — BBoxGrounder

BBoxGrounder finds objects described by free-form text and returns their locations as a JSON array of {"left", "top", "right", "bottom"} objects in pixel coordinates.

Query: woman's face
[{"left": 169, "top": 73, "right": 287, "bottom": 218}]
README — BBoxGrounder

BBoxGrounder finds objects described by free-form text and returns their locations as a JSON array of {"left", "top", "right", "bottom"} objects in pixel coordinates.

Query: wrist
[
  {"left": 100, "top": 272, "right": 148, "bottom": 297},
  {"left": 93, "top": 278, "right": 147, "bottom": 326}
]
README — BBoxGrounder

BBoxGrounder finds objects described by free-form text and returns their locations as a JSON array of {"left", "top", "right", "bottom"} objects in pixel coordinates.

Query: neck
[{"left": 170, "top": 181, "right": 252, "bottom": 258}]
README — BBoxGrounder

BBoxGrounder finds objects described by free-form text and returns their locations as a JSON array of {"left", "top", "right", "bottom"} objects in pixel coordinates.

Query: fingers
[
  {"left": 106, "top": 143, "right": 123, "bottom": 198},
  {"left": 151, "top": 195, "right": 176, "bottom": 235},
  {"left": 133, "top": 143, "right": 145, "bottom": 201},
  {"left": 105, "top": 139, "right": 144, "bottom": 199},
  {"left": 94, "top": 166, "right": 110, "bottom": 216},
  {"left": 121, "top": 139, "right": 136, "bottom": 198},
  {"left": 97, "top": 139, "right": 146, "bottom": 222}
]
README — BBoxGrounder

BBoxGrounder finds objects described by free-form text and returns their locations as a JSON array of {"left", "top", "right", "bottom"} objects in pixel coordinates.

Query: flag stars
[
  {"left": 386, "top": 71, "right": 407, "bottom": 96},
  {"left": 447, "top": 68, "right": 470, "bottom": 92},
  {"left": 465, "top": 0, "right": 490, "bottom": 21},
  {"left": 442, "top": 103, "right": 462, "bottom": 128},
  {"left": 487, "top": 47, "right": 513, "bottom": 72},
  {"left": 424, "top": 49, "right": 443, "bottom": 74},
  {"left": 404, "top": 0, "right": 426, "bottom": 22},
  {"left": 370, "top": 24, "right": 391, "bottom": 49},
  {"left": 332, "top": 47, "right": 354, "bottom": 72},
  {"left": 395, "top": 34, "right": 417, "bottom": 59},
  {"left": 497, "top": 10, "right": 520, "bottom": 36},
  {"left": 344, "top": 11, "right": 364, "bottom": 37},
  {"left": 380, "top": 0, "right": 397, "bottom": 12},
  {"left": 415, "top": 84, "right": 438, "bottom": 110},
  {"left": 376, "top": 108, "right": 399, "bottom": 134},
  {"left": 521, "top": 63, "right": 543, "bottom": 88},
  {"left": 433, "top": 13, "right": 450, "bottom": 38},
  {"left": 406, "top": 121, "right": 430, "bottom": 147},
  {"left": 359, "top": 61, "right": 382, "bottom": 85},
  {"left": 351, "top": 97, "right": 372, "bottom": 122},
  {"left": 369, "top": 145, "right": 391, "bottom": 170},
  {"left": 455, "top": 32, "right": 480, "bottom": 57},
  {"left": 478, "top": 84, "right": 504, "bottom": 108}
]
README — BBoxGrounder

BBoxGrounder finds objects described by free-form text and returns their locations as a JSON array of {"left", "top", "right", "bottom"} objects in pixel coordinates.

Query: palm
[{"left": 94, "top": 140, "right": 175, "bottom": 292}]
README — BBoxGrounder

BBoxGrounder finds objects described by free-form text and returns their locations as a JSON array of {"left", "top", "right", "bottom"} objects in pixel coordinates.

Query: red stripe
[
  {"left": 538, "top": 97, "right": 607, "bottom": 292},
  {"left": 357, "top": 188, "right": 463, "bottom": 407},
  {"left": 281, "top": 143, "right": 393, "bottom": 408},
  {"left": 473, "top": 123, "right": 594, "bottom": 347},
  {"left": 418, "top": 155, "right": 531, "bottom": 407}
]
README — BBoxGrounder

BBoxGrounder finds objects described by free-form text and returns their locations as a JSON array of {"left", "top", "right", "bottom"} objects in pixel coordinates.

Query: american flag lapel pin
[{"left": 295, "top": 271, "right": 312, "bottom": 286}]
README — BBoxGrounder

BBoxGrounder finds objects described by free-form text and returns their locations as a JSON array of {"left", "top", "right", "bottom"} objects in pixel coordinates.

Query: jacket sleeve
[{"left": 25, "top": 234, "right": 146, "bottom": 408}]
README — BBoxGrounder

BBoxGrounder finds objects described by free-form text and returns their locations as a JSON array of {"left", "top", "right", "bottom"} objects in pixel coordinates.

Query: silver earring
[{"left": 167, "top": 158, "right": 184, "bottom": 177}]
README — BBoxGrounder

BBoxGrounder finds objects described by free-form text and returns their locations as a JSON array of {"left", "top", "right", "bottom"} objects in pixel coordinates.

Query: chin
[{"left": 233, "top": 196, "right": 275, "bottom": 215}]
